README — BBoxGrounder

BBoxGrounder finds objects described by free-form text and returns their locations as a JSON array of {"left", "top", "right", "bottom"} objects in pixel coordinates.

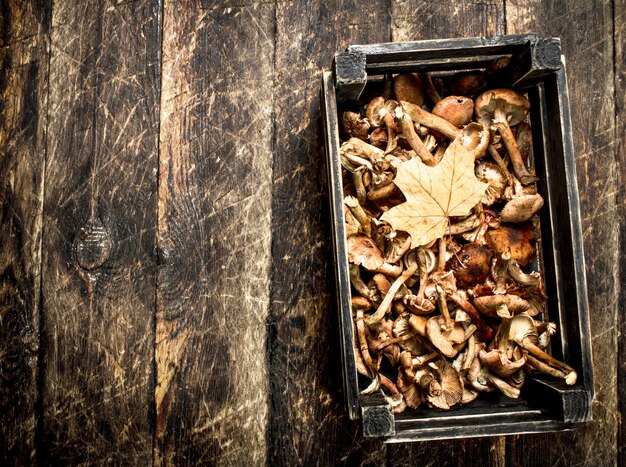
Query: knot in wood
[{"left": 73, "top": 218, "right": 112, "bottom": 271}]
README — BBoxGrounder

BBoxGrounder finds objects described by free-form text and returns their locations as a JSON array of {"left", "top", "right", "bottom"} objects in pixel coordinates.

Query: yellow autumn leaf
[{"left": 381, "top": 141, "right": 489, "bottom": 248}]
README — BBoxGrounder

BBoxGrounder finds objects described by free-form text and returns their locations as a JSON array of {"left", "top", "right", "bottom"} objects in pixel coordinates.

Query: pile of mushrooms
[{"left": 340, "top": 71, "right": 577, "bottom": 413}]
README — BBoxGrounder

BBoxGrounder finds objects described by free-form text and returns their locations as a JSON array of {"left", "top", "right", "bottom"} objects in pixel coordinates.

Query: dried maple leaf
[{"left": 381, "top": 141, "right": 488, "bottom": 248}]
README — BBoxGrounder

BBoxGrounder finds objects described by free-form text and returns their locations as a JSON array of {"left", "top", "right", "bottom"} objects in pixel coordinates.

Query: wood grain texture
[
  {"left": 40, "top": 0, "right": 160, "bottom": 462},
  {"left": 0, "top": 1, "right": 49, "bottom": 462},
  {"left": 615, "top": 0, "right": 626, "bottom": 464},
  {"left": 505, "top": 1, "right": 618, "bottom": 465},
  {"left": 391, "top": 0, "right": 504, "bottom": 42},
  {"left": 268, "top": 1, "right": 390, "bottom": 464},
  {"left": 156, "top": 1, "right": 274, "bottom": 464},
  {"left": 387, "top": 1, "right": 505, "bottom": 464}
]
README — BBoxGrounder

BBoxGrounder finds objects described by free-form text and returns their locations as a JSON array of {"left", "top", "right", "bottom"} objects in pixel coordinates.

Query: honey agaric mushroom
[
  {"left": 347, "top": 234, "right": 402, "bottom": 278},
  {"left": 352, "top": 297, "right": 379, "bottom": 375},
  {"left": 400, "top": 101, "right": 461, "bottom": 140},
  {"left": 425, "top": 359, "right": 464, "bottom": 409},
  {"left": 344, "top": 196, "right": 371, "bottom": 236},
  {"left": 364, "top": 250, "right": 419, "bottom": 326},
  {"left": 508, "top": 314, "right": 578, "bottom": 385},
  {"left": 395, "top": 106, "right": 437, "bottom": 166},
  {"left": 475, "top": 161, "right": 507, "bottom": 205},
  {"left": 340, "top": 111, "right": 370, "bottom": 141},
  {"left": 419, "top": 72, "right": 442, "bottom": 104},
  {"left": 500, "top": 193, "right": 544, "bottom": 223},
  {"left": 473, "top": 294, "right": 534, "bottom": 317},
  {"left": 449, "top": 292, "right": 494, "bottom": 342},
  {"left": 479, "top": 312, "right": 527, "bottom": 377},
  {"left": 425, "top": 286, "right": 467, "bottom": 358},
  {"left": 486, "top": 223, "right": 538, "bottom": 266},
  {"left": 447, "top": 243, "right": 493, "bottom": 287},
  {"left": 393, "top": 73, "right": 425, "bottom": 106},
  {"left": 474, "top": 89, "right": 538, "bottom": 185},
  {"left": 468, "top": 357, "right": 520, "bottom": 398},
  {"left": 433, "top": 95, "right": 474, "bottom": 127},
  {"left": 385, "top": 231, "right": 412, "bottom": 264}
]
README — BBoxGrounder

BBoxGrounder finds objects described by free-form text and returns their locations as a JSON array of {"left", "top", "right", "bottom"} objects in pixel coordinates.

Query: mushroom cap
[
  {"left": 351, "top": 296, "right": 372, "bottom": 311},
  {"left": 366, "top": 96, "right": 386, "bottom": 127},
  {"left": 500, "top": 194, "right": 544, "bottom": 223},
  {"left": 347, "top": 234, "right": 384, "bottom": 271},
  {"left": 426, "top": 359, "right": 464, "bottom": 409},
  {"left": 426, "top": 316, "right": 464, "bottom": 357},
  {"left": 447, "top": 243, "right": 493, "bottom": 287},
  {"left": 473, "top": 295, "right": 532, "bottom": 317},
  {"left": 478, "top": 348, "right": 527, "bottom": 377},
  {"left": 341, "top": 111, "right": 370, "bottom": 141},
  {"left": 397, "top": 367, "right": 422, "bottom": 409},
  {"left": 508, "top": 314, "right": 540, "bottom": 344},
  {"left": 475, "top": 161, "right": 507, "bottom": 205},
  {"left": 393, "top": 73, "right": 425, "bottom": 107},
  {"left": 474, "top": 88, "right": 530, "bottom": 126},
  {"left": 432, "top": 95, "right": 474, "bottom": 127}
]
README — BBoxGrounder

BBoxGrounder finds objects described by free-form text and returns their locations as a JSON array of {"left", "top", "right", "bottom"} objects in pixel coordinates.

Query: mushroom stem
[
  {"left": 344, "top": 196, "right": 371, "bottom": 236},
  {"left": 493, "top": 118, "right": 538, "bottom": 185},
  {"left": 515, "top": 336, "right": 578, "bottom": 385},
  {"left": 349, "top": 264, "right": 371, "bottom": 299},
  {"left": 365, "top": 260, "right": 418, "bottom": 326},
  {"left": 367, "top": 182, "right": 400, "bottom": 201},
  {"left": 436, "top": 285, "right": 453, "bottom": 332},
  {"left": 437, "top": 237, "right": 447, "bottom": 273},
  {"left": 449, "top": 293, "right": 494, "bottom": 341},
  {"left": 397, "top": 110, "right": 437, "bottom": 166},
  {"left": 484, "top": 371, "right": 520, "bottom": 398},
  {"left": 447, "top": 214, "right": 481, "bottom": 235},
  {"left": 487, "top": 144, "right": 515, "bottom": 186},
  {"left": 400, "top": 101, "right": 461, "bottom": 140},
  {"left": 355, "top": 309, "right": 378, "bottom": 374},
  {"left": 353, "top": 170, "right": 367, "bottom": 205},
  {"left": 418, "top": 72, "right": 442, "bottom": 104}
]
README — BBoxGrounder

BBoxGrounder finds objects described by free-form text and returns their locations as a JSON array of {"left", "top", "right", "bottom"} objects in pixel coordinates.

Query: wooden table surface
[{"left": 1, "top": 0, "right": 623, "bottom": 465}]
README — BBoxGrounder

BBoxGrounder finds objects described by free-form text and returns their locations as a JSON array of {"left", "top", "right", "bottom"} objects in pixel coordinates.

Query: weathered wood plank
[
  {"left": 156, "top": 1, "right": 274, "bottom": 464},
  {"left": 387, "top": 0, "right": 506, "bottom": 463},
  {"left": 505, "top": 1, "right": 618, "bottom": 465},
  {"left": 391, "top": 0, "right": 504, "bottom": 43},
  {"left": 268, "top": 1, "right": 390, "bottom": 464},
  {"left": 615, "top": 0, "right": 626, "bottom": 464},
  {"left": 40, "top": 0, "right": 160, "bottom": 462},
  {"left": 0, "top": 1, "right": 50, "bottom": 463}
]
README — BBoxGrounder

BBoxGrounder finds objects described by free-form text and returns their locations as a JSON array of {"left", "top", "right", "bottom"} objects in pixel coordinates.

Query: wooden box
[{"left": 320, "top": 34, "right": 594, "bottom": 442}]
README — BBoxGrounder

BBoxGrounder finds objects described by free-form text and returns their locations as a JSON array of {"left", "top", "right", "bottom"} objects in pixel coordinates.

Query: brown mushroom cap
[
  {"left": 473, "top": 294, "right": 533, "bottom": 317},
  {"left": 478, "top": 348, "right": 526, "bottom": 377},
  {"left": 447, "top": 243, "right": 493, "bottom": 287},
  {"left": 426, "top": 316, "right": 465, "bottom": 358},
  {"left": 474, "top": 88, "right": 530, "bottom": 126},
  {"left": 340, "top": 111, "right": 370, "bottom": 141},
  {"left": 347, "top": 234, "right": 384, "bottom": 271},
  {"left": 432, "top": 95, "right": 474, "bottom": 127},
  {"left": 393, "top": 73, "right": 424, "bottom": 106},
  {"left": 366, "top": 96, "right": 386, "bottom": 127}
]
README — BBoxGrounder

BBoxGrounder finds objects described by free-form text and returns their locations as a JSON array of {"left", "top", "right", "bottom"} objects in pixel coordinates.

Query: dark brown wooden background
[{"left": 1, "top": 0, "right": 623, "bottom": 465}]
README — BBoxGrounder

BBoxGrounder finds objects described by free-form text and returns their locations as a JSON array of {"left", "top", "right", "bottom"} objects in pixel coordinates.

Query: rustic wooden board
[
  {"left": 386, "top": 0, "right": 506, "bottom": 464},
  {"left": 616, "top": 0, "right": 626, "bottom": 465},
  {"left": 0, "top": 1, "right": 49, "bottom": 463},
  {"left": 267, "top": 1, "right": 390, "bottom": 464},
  {"left": 156, "top": 1, "right": 275, "bottom": 464},
  {"left": 505, "top": 1, "right": 618, "bottom": 465},
  {"left": 40, "top": 0, "right": 160, "bottom": 462}
]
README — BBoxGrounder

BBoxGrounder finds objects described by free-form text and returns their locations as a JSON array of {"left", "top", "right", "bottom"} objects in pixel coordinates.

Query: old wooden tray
[{"left": 320, "top": 34, "right": 594, "bottom": 442}]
